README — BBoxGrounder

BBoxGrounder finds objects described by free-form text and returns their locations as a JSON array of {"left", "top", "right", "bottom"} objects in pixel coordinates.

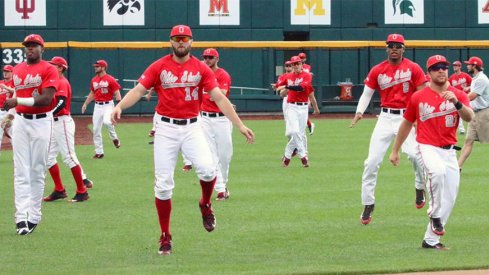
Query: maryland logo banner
[
  {"left": 385, "top": 0, "right": 424, "bottom": 24},
  {"left": 103, "top": 0, "right": 145, "bottom": 26},
  {"left": 478, "top": 0, "right": 489, "bottom": 23},
  {"left": 4, "top": 0, "right": 46, "bottom": 26},
  {"left": 291, "top": 0, "right": 331, "bottom": 25},
  {"left": 199, "top": 0, "right": 240, "bottom": 25}
]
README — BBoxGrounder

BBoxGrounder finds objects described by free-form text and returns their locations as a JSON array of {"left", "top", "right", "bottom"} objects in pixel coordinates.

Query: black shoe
[
  {"left": 360, "top": 204, "right": 375, "bottom": 225},
  {"left": 113, "top": 139, "right": 121, "bottom": 149},
  {"left": 93, "top": 154, "right": 104, "bottom": 159},
  {"left": 16, "top": 221, "right": 29, "bottom": 235},
  {"left": 27, "top": 221, "right": 37, "bottom": 234},
  {"left": 415, "top": 189, "right": 426, "bottom": 209},
  {"left": 43, "top": 190, "right": 67, "bottom": 202},
  {"left": 430, "top": 217, "right": 445, "bottom": 236},
  {"left": 83, "top": 179, "right": 93, "bottom": 189},
  {"left": 422, "top": 240, "right": 448, "bottom": 250},
  {"left": 70, "top": 192, "right": 89, "bottom": 202},
  {"left": 199, "top": 203, "right": 216, "bottom": 232}
]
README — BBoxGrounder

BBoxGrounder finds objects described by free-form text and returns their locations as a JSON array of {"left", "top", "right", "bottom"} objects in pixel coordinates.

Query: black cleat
[
  {"left": 422, "top": 240, "right": 448, "bottom": 250},
  {"left": 27, "top": 221, "right": 38, "bottom": 234},
  {"left": 415, "top": 189, "right": 426, "bottom": 209},
  {"left": 70, "top": 192, "right": 89, "bottom": 202},
  {"left": 430, "top": 217, "right": 445, "bottom": 236},
  {"left": 199, "top": 203, "right": 216, "bottom": 232},
  {"left": 16, "top": 221, "right": 29, "bottom": 235},
  {"left": 83, "top": 179, "right": 93, "bottom": 189},
  {"left": 360, "top": 204, "right": 375, "bottom": 225},
  {"left": 113, "top": 139, "right": 121, "bottom": 148},
  {"left": 43, "top": 190, "right": 68, "bottom": 202}
]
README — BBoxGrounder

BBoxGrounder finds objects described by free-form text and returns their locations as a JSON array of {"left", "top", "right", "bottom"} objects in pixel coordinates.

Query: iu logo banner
[
  {"left": 478, "top": 0, "right": 489, "bottom": 23},
  {"left": 103, "top": 0, "right": 145, "bottom": 26},
  {"left": 199, "top": 0, "right": 240, "bottom": 25},
  {"left": 4, "top": 0, "right": 46, "bottom": 26},
  {"left": 291, "top": 0, "right": 331, "bottom": 25},
  {"left": 385, "top": 0, "right": 424, "bottom": 24}
]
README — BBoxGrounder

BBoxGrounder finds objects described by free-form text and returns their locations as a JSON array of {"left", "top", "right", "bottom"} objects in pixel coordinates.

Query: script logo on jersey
[
  {"left": 377, "top": 69, "right": 412, "bottom": 91},
  {"left": 451, "top": 78, "right": 467, "bottom": 88},
  {"left": 160, "top": 70, "right": 202, "bottom": 88},
  {"left": 93, "top": 80, "right": 110, "bottom": 94},
  {"left": 287, "top": 78, "right": 304, "bottom": 86},
  {"left": 13, "top": 73, "right": 42, "bottom": 89},
  {"left": 419, "top": 100, "right": 456, "bottom": 123}
]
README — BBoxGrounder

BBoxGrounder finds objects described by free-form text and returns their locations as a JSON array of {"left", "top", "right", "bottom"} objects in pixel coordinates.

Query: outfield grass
[{"left": 0, "top": 118, "right": 488, "bottom": 274}]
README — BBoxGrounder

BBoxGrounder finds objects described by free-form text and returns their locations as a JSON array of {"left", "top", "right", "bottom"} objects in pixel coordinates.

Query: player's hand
[
  {"left": 111, "top": 105, "right": 122, "bottom": 125},
  {"left": 441, "top": 91, "right": 457, "bottom": 103},
  {"left": 81, "top": 103, "right": 87, "bottom": 114},
  {"left": 350, "top": 113, "right": 363, "bottom": 128},
  {"left": 238, "top": 125, "right": 255, "bottom": 144},
  {"left": 313, "top": 109, "right": 320, "bottom": 115},
  {"left": 3, "top": 98, "right": 17, "bottom": 111},
  {"left": 145, "top": 93, "right": 151, "bottom": 101},
  {"left": 389, "top": 151, "right": 400, "bottom": 166}
]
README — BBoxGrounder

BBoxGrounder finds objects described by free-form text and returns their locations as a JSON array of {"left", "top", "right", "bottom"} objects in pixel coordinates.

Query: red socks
[
  {"left": 199, "top": 177, "right": 217, "bottom": 205},
  {"left": 307, "top": 119, "right": 312, "bottom": 127},
  {"left": 71, "top": 165, "right": 87, "bottom": 193},
  {"left": 155, "top": 198, "right": 172, "bottom": 236},
  {"left": 48, "top": 164, "right": 65, "bottom": 192}
]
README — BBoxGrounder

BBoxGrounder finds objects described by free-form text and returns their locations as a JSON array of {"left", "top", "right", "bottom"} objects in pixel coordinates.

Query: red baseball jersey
[
  {"left": 404, "top": 86, "right": 470, "bottom": 146},
  {"left": 138, "top": 54, "right": 218, "bottom": 118},
  {"left": 364, "top": 58, "right": 427, "bottom": 109},
  {"left": 201, "top": 67, "right": 232, "bottom": 113},
  {"left": 449, "top": 72, "right": 472, "bottom": 93},
  {"left": 55, "top": 76, "right": 72, "bottom": 116},
  {"left": 0, "top": 79, "right": 14, "bottom": 106},
  {"left": 90, "top": 74, "right": 121, "bottom": 102},
  {"left": 13, "top": 61, "right": 58, "bottom": 114},
  {"left": 277, "top": 71, "right": 314, "bottom": 103},
  {"left": 302, "top": 64, "right": 312, "bottom": 73}
]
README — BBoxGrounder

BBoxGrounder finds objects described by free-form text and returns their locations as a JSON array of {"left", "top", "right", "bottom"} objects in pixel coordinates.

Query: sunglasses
[
  {"left": 285, "top": 64, "right": 291, "bottom": 67},
  {"left": 292, "top": 62, "right": 301, "bottom": 66},
  {"left": 170, "top": 36, "right": 191, "bottom": 43},
  {"left": 203, "top": 56, "right": 215, "bottom": 60},
  {"left": 387, "top": 43, "right": 404, "bottom": 49},
  {"left": 429, "top": 64, "right": 449, "bottom": 71}
]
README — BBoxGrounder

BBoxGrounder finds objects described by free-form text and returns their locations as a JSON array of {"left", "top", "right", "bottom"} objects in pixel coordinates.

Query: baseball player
[
  {"left": 2, "top": 34, "right": 58, "bottom": 235},
  {"left": 449, "top": 60, "right": 472, "bottom": 134},
  {"left": 390, "top": 55, "right": 473, "bottom": 250},
  {"left": 43, "top": 56, "right": 92, "bottom": 203},
  {"left": 200, "top": 48, "right": 233, "bottom": 200},
  {"left": 350, "top": 34, "right": 428, "bottom": 225},
  {"left": 458, "top": 56, "right": 489, "bottom": 171},
  {"left": 111, "top": 25, "right": 254, "bottom": 256},
  {"left": 81, "top": 60, "right": 122, "bottom": 159},
  {"left": 276, "top": 56, "right": 320, "bottom": 168},
  {"left": 298, "top": 52, "right": 316, "bottom": 135},
  {"left": 0, "top": 65, "right": 15, "bottom": 145}
]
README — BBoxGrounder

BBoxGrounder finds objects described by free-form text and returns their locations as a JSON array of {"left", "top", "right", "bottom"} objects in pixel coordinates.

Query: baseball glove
[{"left": 1, "top": 117, "right": 12, "bottom": 139}]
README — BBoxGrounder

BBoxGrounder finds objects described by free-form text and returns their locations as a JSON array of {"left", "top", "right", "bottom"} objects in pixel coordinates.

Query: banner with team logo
[
  {"left": 479, "top": 0, "right": 489, "bottom": 23},
  {"left": 385, "top": 0, "right": 424, "bottom": 24},
  {"left": 4, "top": 0, "right": 46, "bottom": 26},
  {"left": 291, "top": 0, "right": 331, "bottom": 25},
  {"left": 103, "top": 0, "right": 145, "bottom": 26},
  {"left": 199, "top": 0, "right": 240, "bottom": 25}
]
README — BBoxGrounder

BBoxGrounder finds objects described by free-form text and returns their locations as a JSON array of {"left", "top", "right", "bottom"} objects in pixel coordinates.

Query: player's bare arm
[
  {"left": 389, "top": 119, "right": 413, "bottom": 166},
  {"left": 308, "top": 93, "right": 320, "bottom": 115},
  {"left": 114, "top": 89, "right": 122, "bottom": 101},
  {"left": 81, "top": 91, "right": 95, "bottom": 114},
  {"left": 0, "top": 83, "right": 14, "bottom": 93},
  {"left": 111, "top": 83, "right": 147, "bottom": 124},
  {"left": 210, "top": 87, "right": 255, "bottom": 143}
]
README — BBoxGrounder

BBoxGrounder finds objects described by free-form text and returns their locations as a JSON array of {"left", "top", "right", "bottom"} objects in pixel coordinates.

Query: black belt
[
  {"left": 440, "top": 145, "right": 461, "bottom": 151},
  {"left": 161, "top": 116, "right": 198, "bottom": 125},
  {"left": 54, "top": 117, "right": 59, "bottom": 121},
  {"left": 17, "top": 112, "right": 47, "bottom": 119},
  {"left": 381, "top": 108, "right": 405, "bottom": 115},
  {"left": 290, "top": 102, "right": 308, "bottom": 106},
  {"left": 95, "top": 101, "right": 110, "bottom": 105},
  {"left": 201, "top": 111, "right": 224, "bottom": 118},
  {"left": 0, "top": 108, "right": 5, "bottom": 111}
]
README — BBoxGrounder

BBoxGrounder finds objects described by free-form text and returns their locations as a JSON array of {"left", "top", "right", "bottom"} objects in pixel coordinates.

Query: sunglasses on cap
[
  {"left": 170, "top": 36, "right": 191, "bottom": 43},
  {"left": 429, "top": 64, "right": 449, "bottom": 72},
  {"left": 203, "top": 56, "right": 215, "bottom": 60},
  {"left": 386, "top": 43, "right": 404, "bottom": 49}
]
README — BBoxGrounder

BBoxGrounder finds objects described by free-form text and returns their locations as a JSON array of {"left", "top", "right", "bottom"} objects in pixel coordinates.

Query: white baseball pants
[
  {"left": 92, "top": 102, "right": 118, "bottom": 154},
  {"left": 284, "top": 103, "right": 308, "bottom": 158}
]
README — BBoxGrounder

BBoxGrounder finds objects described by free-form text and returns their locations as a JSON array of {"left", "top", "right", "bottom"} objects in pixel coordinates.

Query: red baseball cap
[
  {"left": 3, "top": 65, "right": 14, "bottom": 72},
  {"left": 49, "top": 56, "right": 68, "bottom": 69},
  {"left": 298, "top": 53, "right": 307, "bottom": 59},
  {"left": 386, "top": 33, "right": 405, "bottom": 44},
  {"left": 202, "top": 48, "right": 219, "bottom": 58},
  {"left": 290, "top": 56, "right": 302, "bottom": 63},
  {"left": 464, "top": 56, "right": 483, "bottom": 67},
  {"left": 452, "top": 61, "right": 462, "bottom": 66},
  {"left": 22, "top": 34, "right": 44, "bottom": 47},
  {"left": 285, "top": 61, "right": 292, "bottom": 65},
  {"left": 170, "top": 25, "right": 193, "bottom": 38},
  {"left": 426, "top": 55, "right": 450, "bottom": 70},
  {"left": 93, "top": 60, "right": 108, "bottom": 68}
]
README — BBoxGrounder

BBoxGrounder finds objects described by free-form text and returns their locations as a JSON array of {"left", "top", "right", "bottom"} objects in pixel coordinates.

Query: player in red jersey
[
  {"left": 111, "top": 25, "right": 254, "bottom": 255},
  {"left": 390, "top": 55, "right": 473, "bottom": 250},
  {"left": 43, "top": 56, "right": 92, "bottom": 203},
  {"left": 0, "top": 65, "right": 15, "bottom": 144},
  {"left": 81, "top": 60, "right": 122, "bottom": 159},
  {"left": 2, "top": 34, "right": 58, "bottom": 235},
  {"left": 298, "top": 52, "right": 315, "bottom": 135},
  {"left": 350, "top": 34, "right": 428, "bottom": 225},
  {"left": 276, "top": 56, "right": 320, "bottom": 168},
  {"left": 200, "top": 48, "right": 233, "bottom": 200},
  {"left": 449, "top": 60, "right": 472, "bottom": 134}
]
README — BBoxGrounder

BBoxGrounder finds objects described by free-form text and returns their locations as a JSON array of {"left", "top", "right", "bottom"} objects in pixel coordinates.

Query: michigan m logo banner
[{"left": 291, "top": 0, "right": 331, "bottom": 25}]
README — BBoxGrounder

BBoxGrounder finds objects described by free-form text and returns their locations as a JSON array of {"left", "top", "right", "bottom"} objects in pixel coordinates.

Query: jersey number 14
[{"left": 185, "top": 87, "right": 199, "bottom": 101}]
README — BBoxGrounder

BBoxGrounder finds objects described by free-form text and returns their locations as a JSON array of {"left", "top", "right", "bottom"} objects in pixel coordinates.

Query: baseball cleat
[
  {"left": 360, "top": 204, "right": 375, "bottom": 225},
  {"left": 216, "top": 189, "right": 230, "bottom": 201},
  {"left": 43, "top": 190, "right": 68, "bottom": 202},
  {"left": 16, "top": 221, "right": 29, "bottom": 235},
  {"left": 301, "top": 156, "right": 309, "bottom": 168},
  {"left": 93, "top": 153, "right": 104, "bottom": 159},
  {"left": 113, "top": 139, "right": 121, "bottom": 149},
  {"left": 282, "top": 156, "right": 290, "bottom": 167},
  {"left": 158, "top": 233, "right": 172, "bottom": 255},
  {"left": 27, "top": 221, "right": 38, "bottom": 234},
  {"left": 148, "top": 130, "right": 155, "bottom": 137},
  {"left": 415, "top": 189, "right": 426, "bottom": 209},
  {"left": 182, "top": 165, "right": 192, "bottom": 172},
  {"left": 199, "top": 202, "right": 216, "bottom": 232},
  {"left": 83, "top": 179, "right": 93, "bottom": 189},
  {"left": 422, "top": 240, "right": 448, "bottom": 251},
  {"left": 430, "top": 217, "right": 445, "bottom": 236},
  {"left": 70, "top": 192, "right": 89, "bottom": 203}
]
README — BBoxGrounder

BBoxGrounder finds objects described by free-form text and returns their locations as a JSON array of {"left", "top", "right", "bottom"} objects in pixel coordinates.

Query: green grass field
[{"left": 1, "top": 118, "right": 488, "bottom": 274}]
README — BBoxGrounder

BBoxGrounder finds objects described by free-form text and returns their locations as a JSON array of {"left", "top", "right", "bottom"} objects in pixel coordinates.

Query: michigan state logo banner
[
  {"left": 291, "top": 0, "right": 331, "bottom": 25},
  {"left": 385, "top": 0, "right": 424, "bottom": 24},
  {"left": 4, "top": 0, "right": 46, "bottom": 26},
  {"left": 200, "top": 0, "right": 240, "bottom": 25},
  {"left": 103, "top": 0, "right": 145, "bottom": 26}
]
